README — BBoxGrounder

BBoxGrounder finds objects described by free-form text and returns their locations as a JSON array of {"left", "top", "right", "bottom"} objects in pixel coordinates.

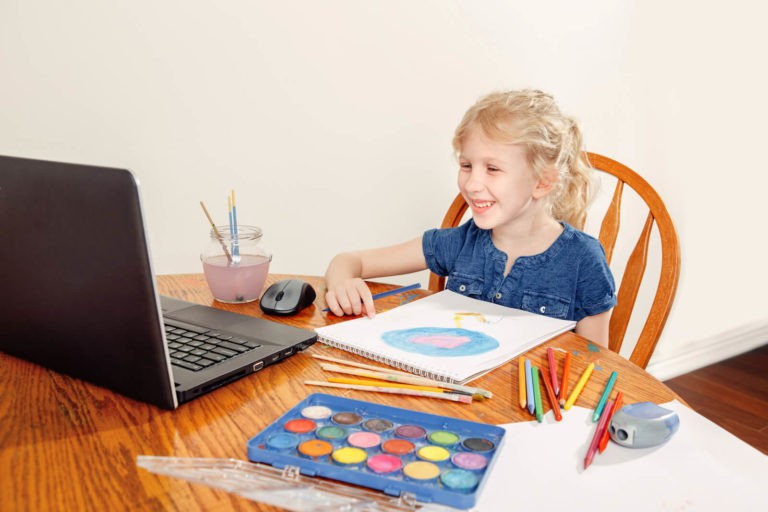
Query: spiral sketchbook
[{"left": 315, "top": 290, "right": 576, "bottom": 384}]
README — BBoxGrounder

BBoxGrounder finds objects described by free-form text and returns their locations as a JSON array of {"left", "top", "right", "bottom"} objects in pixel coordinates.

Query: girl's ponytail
[{"left": 550, "top": 118, "right": 593, "bottom": 230}]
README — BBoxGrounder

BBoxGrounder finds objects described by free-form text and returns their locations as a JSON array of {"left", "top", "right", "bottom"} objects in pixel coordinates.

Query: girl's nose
[{"left": 462, "top": 170, "right": 485, "bottom": 192}]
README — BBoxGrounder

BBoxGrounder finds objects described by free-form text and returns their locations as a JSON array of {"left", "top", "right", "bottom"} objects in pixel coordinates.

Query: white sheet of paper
[
  {"left": 475, "top": 400, "right": 768, "bottom": 511},
  {"left": 315, "top": 290, "right": 575, "bottom": 383}
]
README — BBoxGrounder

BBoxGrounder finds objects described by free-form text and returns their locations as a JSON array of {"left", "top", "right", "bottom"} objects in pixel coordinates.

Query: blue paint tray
[{"left": 246, "top": 393, "right": 505, "bottom": 510}]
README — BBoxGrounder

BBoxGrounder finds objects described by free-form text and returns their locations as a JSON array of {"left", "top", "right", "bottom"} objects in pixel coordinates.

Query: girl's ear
[{"left": 532, "top": 166, "right": 559, "bottom": 199}]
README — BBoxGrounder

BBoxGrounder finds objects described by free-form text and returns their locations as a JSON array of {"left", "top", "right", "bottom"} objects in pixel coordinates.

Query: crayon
[{"left": 564, "top": 362, "right": 595, "bottom": 410}]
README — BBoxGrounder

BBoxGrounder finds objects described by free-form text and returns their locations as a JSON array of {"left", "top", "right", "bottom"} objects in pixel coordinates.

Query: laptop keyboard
[{"left": 163, "top": 319, "right": 262, "bottom": 372}]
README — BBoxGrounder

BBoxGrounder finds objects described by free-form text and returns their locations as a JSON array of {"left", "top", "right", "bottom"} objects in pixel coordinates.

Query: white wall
[{"left": 2, "top": 1, "right": 766, "bottom": 378}]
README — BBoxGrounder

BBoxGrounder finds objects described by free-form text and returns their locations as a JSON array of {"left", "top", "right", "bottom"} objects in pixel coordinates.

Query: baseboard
[{"left": 646, "top": 319, "right": 768, "bottom": 381}]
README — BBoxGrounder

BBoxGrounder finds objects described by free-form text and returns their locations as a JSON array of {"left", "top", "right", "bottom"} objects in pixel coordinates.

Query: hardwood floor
[{"left": 664, "top": 343, "right": 768, "bottom": 455}]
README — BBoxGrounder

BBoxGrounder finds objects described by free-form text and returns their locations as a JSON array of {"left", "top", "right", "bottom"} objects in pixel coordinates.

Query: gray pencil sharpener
[{"left": 609, "top": 402, "right": 680, "bottom": 448}]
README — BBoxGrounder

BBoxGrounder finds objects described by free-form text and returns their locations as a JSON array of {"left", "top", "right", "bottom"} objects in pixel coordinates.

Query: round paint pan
[
  {"left": 428, "top": 430, "right": 460, "bottom": 447},
  {"left": 461, "top": 437, "right": 495, "bottom": 453},
  {"left": 300, "top": 405, "right": 333, "bottom": 420},
  {"left": 366, "top": 454, "right": 403, "bottom": 475},
  {"left": 451, "top": 452, "right": 488, "bottom": 471},
  {"left": 331, "top": 446, "right": 367, "bottom": 467},
  {"left": 394, "top": 424, "right": 426, "bottom": 440},
  {"left": 402, "top": 461, "right": 440, "bottom": 482},
  {"left": 265, "top": 432, "right": 299, "bottom": 452},
  {"left": 347, "top": 431, "right": 382, "bottom": 450},
  {"left": 331, "top": 412, "right": 362, "bottom": 426},
  {"left": 298, "top": 439, "right": 333, "bottom": 461},
  {"left": 284, "top": 418, "right": 316, "bottom": 434},
  {"left": 440, "top": 469, "right": 479, "bottom": 492},
  {"left": 381, "top": 439, "right": 415, "bottom": 456}
]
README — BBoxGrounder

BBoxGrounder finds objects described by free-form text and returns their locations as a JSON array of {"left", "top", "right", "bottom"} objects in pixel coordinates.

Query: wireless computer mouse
[{"left": 260, "top": 279, "right": 317, "bottom": 316}]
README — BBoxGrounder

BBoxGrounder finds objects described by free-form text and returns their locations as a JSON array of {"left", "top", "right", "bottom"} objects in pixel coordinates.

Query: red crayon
[
  {"left": 539, "top": 367, "right": 562, "bottom": 421},
  {"left": 584, "top": 398, "right": 614, "bottom": 470},
  {"left": 599, "top": 391, "right": 624, "bottom": 453},
  {"left": 547, "top": 347, "right": 560, "bottom": 397}
]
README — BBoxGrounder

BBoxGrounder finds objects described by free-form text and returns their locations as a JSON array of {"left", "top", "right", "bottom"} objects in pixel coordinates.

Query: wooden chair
[{"left": 427, "top": 152, "right": 681, "bottom": 369}]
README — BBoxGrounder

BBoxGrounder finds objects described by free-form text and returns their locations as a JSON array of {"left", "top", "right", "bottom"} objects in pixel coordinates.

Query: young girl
[{"left": 324, "top": 89, "right": 616, "bottom": 346}]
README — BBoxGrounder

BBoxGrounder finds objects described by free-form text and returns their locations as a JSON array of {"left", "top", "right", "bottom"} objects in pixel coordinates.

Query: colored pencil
[
  {"left": 592, "top": 371, "right": 618, "bottom": 422},
  {"left": 539, "top": 367, "right": 562, "bottom": 421},
  {"left": 313, "top": 353, "right": 414, "bottom": 376},
  {"left": 322, "top": 283, "right": 421, "bottom": 312},
  {"left": 531, "top": 366, "right": 543, "bottom": 423},
  {"left": 518, "top": 357, "right": 527, "bottom": 409},
  {"left": 370, "top": 283, "right": 421, "bottom": 301},
  {"left": 525, "top": 359, "right": 535, "bottom": 415},
  {"left": 199, "top": 201, "right": 232, "bottom": 264},
  {"left": 327, "top": 377, "right": 447, "bottom": 394},
  {"left": 304, "top": 380, "right": 473, "bottom": 403},
  {"left": 317, "top": 362, "right": 491, "bottom": 399},
  {"left": 599, "top": 391, "right": 624, "bottom": 453},
  {"left": 559, "top": 352, "right": 572, "bottom": 408},
  {"left": 314, "top": 353, "right": 492, "bottom": 398},
  {"left": 547, "top": 347, "right": 560, "bottom": 397},
  {"left": 584, "top": 398, "right": 614, "bottom": 469},
  {"left": 564, "top": 362, "right": 595, "bottom": 410}
]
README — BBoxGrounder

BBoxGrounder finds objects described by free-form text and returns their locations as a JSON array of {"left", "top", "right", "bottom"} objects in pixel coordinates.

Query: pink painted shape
[{"left": 410, "top": 335, "right": 471, "bottom": 349}]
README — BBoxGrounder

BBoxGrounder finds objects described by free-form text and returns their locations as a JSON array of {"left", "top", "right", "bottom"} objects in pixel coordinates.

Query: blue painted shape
[
  {"left": 587, "top": 342, "right": 601, "bottom": 352},
  {"left": 381, "top": 327, "right": 499, "bottom": 357}
]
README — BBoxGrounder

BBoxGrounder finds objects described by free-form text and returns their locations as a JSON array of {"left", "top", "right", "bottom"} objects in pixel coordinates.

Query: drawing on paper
[
  {"left": 453, "top": 312, "right": 487, "bottom": 328},
  {"left": 381, "top": 327, "right": 500, "bottom": 357}
]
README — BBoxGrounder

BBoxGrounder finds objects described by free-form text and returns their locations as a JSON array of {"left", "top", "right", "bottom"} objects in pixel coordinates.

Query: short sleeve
[
  {"left": 574, "top": 241, "right": 617, "bottom": 321},
  {"left": 422, "top": 221, "right": 473, "bottom": 277}
]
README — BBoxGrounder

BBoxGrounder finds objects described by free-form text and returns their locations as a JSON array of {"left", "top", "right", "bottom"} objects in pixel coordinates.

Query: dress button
[
  {"left": 495, "top": 293, "right": 502, "bottom": 299},
  {"left": 459, "top": 285, "right": 466, "bottom": 292},
  {"left": 539, "top": 306, "right": 546, "bottom": 313}
]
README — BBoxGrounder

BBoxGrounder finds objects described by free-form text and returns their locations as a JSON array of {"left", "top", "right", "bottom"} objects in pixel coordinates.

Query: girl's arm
[
  {"left": 324, "top": 236, "right": 427, "bottom": 317},
  {"left": 574, "top": 309, "right": 612, "bottom": 348}
]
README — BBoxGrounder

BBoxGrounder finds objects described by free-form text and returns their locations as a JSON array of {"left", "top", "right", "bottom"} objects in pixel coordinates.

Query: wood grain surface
[{"left": 0, "top": 274, "right": 682, "bottom": 511}]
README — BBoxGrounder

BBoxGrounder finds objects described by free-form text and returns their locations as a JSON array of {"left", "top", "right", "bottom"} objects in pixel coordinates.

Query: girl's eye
[
  {"left": 459, "top": 163, "right": 471, "bottom": 171},
  {"left": 487, "top": 166, "right": 500, "bottom": 173}
]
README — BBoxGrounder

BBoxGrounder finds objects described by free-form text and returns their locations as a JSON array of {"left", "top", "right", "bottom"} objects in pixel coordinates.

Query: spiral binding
[{"left": 317, "top": 335, "right": 460, "bottom": 383}]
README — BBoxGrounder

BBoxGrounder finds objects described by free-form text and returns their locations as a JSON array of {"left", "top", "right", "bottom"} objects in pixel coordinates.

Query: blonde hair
[{"left": 452, "top": 89, "right": 593, "bottom": 229}]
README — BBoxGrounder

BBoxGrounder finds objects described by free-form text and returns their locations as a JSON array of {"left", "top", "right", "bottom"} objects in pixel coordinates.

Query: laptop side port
[{"left": 252, "top": 361, "right": 264, "bottom": 372}]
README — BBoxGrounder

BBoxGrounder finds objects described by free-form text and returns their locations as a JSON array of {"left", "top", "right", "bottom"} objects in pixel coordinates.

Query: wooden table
[{"left": 0, "top": 274, "right": 682, "bottom": 511}]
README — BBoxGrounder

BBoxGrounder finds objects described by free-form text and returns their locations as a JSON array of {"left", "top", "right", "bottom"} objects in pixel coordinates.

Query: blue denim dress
[{"left": 422, "top": 220, "right": 616, "bottom": 322}]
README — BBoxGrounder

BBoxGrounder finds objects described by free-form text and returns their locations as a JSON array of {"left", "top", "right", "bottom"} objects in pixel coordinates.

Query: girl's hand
[{"left": 325, "top": 278, "right": 376, "bottom": 318}]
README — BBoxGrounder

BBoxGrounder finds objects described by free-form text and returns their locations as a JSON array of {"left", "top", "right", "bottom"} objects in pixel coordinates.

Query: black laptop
[{"left": 0, "top": 155, "right": 316, "bottom": 409}]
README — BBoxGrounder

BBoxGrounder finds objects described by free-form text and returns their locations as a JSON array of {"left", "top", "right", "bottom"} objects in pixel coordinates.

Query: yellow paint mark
[{"left": 453, "top": 312, "right": 487, "bottom": 328}]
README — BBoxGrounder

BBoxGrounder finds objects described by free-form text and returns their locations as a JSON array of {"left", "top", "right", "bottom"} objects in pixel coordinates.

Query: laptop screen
[{"left": 0, "top": 155, "right": 176, "bottom": 408}]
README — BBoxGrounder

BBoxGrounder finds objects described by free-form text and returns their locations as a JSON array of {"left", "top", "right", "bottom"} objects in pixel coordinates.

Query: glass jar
[{"left": 201, "top": 225, "right": 272, "bottom": 303}]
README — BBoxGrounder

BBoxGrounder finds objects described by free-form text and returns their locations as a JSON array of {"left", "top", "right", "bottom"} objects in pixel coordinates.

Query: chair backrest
[{"left": 427, "top": 152, "right": 681, "bottom": 369}]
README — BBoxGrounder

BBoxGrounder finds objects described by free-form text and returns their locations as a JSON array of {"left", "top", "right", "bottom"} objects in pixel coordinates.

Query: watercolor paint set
[{"left": 246, "top": 393, "right": 505, "bottom": 509}]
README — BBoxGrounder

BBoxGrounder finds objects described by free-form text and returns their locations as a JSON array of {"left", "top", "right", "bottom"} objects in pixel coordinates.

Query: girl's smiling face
[{"left": 457, "top": 126, "right": 549, "bottom": 232}]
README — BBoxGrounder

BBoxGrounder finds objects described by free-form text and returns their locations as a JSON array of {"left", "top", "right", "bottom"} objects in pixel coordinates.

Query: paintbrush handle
[
  {"left": 304, "top": 380, "right": 472, "bottom": 403},
  {"left": 199, "top": 201, "right": 232, "bottom": 264},
  {"left": 319, "top": 362, "right": 491, "bottom": 398}
]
